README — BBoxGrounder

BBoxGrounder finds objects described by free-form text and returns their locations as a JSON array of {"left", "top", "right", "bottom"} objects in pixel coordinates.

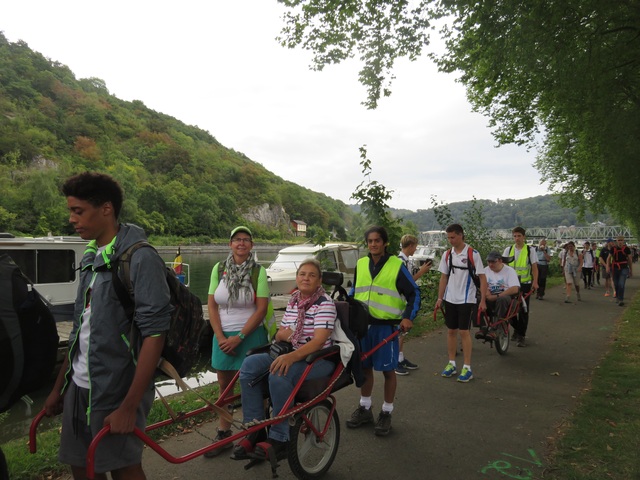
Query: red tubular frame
[
  {"left": 30, "top": 330, "right": 401, "bottom": 479},
  {"left": 477, "top": 290, "right": 534, "bottom": 332}
]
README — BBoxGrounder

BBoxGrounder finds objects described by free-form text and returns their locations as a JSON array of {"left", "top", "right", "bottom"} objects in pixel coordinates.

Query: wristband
[{"left": 237, "top": 332, "right": 245, "bottom": 341}]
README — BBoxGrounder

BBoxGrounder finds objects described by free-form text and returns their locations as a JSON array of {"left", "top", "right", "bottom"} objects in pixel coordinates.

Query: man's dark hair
[
  {"left": 364, "top": 225, "right": 389, "bottom": 245},
  {"left": 512, "top": 226, "right": 526, "bottom": 236},
  {"left": 62, "top": 172, "right": 124, "bottom": 219},
  {"left": 445, "top": 223, "right": 464, "bottom": 235}
]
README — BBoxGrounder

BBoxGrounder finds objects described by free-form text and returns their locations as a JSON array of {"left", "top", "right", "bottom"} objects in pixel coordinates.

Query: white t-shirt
[
  {"left": 72, "top": 246, "right": 105, "bottom": 389},
  {"left": 558, "top": 248, "right": 567, "bottom": 266},
  {"left": 484, "top": 264, "right": 520, "bottom": 295},
  {"left": 438, "top": 244, "right": 485, "bottom": 304},
  {"left": 213, "top": 279, "right": 259, "bottom": 332},
  {"left": 582, "top": 249, "right": 595, "bottom": 268}
]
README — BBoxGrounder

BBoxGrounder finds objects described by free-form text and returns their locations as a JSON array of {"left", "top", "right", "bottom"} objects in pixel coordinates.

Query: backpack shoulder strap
[
  {"left": 467, "top": 246, "right": 475, "bottom": 269},
  {"left": 112, "top": 241, "right": 155, "bottom": 320},
  {"left": 250, "top": 265, "right": 261, "bottom": 293},
  {"left": 216, "top": 262, "right": 224, "bottom": 282}
]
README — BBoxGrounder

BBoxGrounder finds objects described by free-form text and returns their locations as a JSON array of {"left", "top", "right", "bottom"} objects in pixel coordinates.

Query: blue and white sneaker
[
  {"left": 457, "top": 367, "right": 474, "bottom": 383},
  {"left": 441, "top": 363, "right": 457, "bottom": 378}
]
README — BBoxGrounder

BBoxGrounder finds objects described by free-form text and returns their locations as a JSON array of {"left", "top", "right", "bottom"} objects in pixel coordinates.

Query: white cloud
[{"left": 0, "top": 0, "right": 548, "bottom": 210}]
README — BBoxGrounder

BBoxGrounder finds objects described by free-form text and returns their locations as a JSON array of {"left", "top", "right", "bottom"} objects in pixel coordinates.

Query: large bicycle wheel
[
  {"left": 288, "top": 400, "right": 340, "bottom": 480},
  {"left": 494, "top": 320, "right": 510, "bottom": 355}
]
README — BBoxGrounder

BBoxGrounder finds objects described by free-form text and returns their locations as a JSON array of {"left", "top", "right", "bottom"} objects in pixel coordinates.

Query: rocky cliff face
[{"left": 242, "top": 203, "right": 290, "bottom": 229}]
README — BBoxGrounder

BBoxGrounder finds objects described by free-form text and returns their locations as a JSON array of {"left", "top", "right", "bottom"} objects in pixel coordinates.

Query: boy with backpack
[
  {"left": 608, "top": 236, "right": 633, "bottom": 307},
  {"left": 44, "top": 172, "right": 172, "bottom": 480},
  {"left": 435, "top": 224, "right": 487, "bottom": 383},
  {"left": 503, "top": 227, "right": 538, "bottom": 347},
  {"left": 582, "top": 241, "right": 596, "bottom": 289}
]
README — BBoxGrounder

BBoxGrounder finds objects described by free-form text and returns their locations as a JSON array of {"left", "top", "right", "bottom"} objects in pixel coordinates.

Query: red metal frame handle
[
  {"left": 28, "top": 409, "right": 47, "bottom": 453},
  {"left": 433, "top": 305, "right": 445, "bottom": 323}
]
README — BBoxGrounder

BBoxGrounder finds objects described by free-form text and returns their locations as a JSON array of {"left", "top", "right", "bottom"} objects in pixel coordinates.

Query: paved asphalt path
[{"left": 140, "top": 278, "right": 637, "bottom": 480}]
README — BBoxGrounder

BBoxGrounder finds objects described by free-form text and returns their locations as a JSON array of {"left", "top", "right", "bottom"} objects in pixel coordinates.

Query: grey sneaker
[
  {"left": 374, "top": 411, "right": 392, "bottom": 436},
  {"left": 204, "top": 429, "right": 233, "bottom": 458},
  {"left": 517, "top": 336, "right": 527, "bottom": 347},
  {"left": 346, "top": 406, "right": 374, "bottom": 428}
]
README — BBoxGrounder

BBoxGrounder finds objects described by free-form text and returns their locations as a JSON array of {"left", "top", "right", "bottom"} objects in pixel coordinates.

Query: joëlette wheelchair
[{"left": 30, "top": 272, "right": 398, "bottom": 479}]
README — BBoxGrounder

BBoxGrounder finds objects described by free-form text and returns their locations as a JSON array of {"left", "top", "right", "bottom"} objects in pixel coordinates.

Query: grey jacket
[{"left": 63, "top": 223, "right": 172, "bottom": 412}]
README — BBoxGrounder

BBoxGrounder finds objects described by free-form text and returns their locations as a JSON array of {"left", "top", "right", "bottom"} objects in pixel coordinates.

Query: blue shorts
[{"left": 360, "top": 324, "right": 399, "bottom": 371}]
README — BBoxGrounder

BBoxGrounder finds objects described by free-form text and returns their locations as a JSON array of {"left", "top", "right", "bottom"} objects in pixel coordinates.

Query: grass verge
[
  {"left": 3, "top": 382, "right": 227, "bottom": 480},
  {"left": 543, "top": 292, "right": 640, "bottom": 479}
]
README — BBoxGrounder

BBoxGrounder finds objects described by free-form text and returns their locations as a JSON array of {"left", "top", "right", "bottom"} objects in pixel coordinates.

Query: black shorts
[{"left": 443, "top": 301, "right": 476, "bottom": 331}]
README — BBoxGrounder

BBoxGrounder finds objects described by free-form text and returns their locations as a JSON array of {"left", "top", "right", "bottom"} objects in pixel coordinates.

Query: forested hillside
[
  {"left": 395, "top": 196, "right": 616, "bottom": 232},
  {"left": 0, "top": 33, "right": 356, "bottom": 240},
  {"left": 0, "top": 34, "right": 621, "bottom": 241}
]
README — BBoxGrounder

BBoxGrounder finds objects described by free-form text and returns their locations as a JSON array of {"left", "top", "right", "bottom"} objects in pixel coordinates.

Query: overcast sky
[{"left": 1, "top": 1, "right": 549, "bottom": 211}]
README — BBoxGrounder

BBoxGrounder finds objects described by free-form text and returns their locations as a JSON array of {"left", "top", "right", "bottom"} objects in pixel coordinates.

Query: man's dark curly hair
[{"left": 62, "top": 172, "right": 124, "bottom": 219}]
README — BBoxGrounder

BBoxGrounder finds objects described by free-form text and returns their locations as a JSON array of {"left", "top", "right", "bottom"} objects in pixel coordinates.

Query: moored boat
[{"left": 266, "top": 243, "right": 360, "bottom": 295}]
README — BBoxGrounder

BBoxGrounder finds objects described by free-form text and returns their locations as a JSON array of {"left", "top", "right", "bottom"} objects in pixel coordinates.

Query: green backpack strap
[{"left": 252, "top": 265, "right": 277, "bottom": 341}]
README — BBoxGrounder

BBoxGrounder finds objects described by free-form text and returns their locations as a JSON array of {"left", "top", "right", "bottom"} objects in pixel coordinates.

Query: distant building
[{"left": 291, "top": 220, "right": 307, "bottom": 237}]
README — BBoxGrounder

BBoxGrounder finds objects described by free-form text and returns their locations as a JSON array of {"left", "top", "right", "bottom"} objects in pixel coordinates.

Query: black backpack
[
  {"left": 0, "top": 254, "right": 59, "bottom": 413},
  {"left": 111, "top": 242, "right": 206, "bottom": 379}
]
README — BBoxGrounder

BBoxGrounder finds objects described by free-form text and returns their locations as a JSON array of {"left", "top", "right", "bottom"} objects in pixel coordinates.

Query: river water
[{"left": 0, "top": 248, "right": 282, "bottom": 444}]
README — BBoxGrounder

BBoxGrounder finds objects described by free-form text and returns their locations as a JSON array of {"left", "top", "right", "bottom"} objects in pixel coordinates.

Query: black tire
[
  {"left": 494, "top": 320, "right": 510, "bottom": 355},
  {"left": 288, "top": 400, "right": 340, "bottom": 480}
]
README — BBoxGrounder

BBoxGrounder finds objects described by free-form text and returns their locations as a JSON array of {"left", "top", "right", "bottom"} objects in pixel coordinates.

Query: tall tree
[
  {"left": 351, "top": 146, "right": 403, "bottom": 250},
  {"left": 277, "top": 0, "right": 640, "bottom": 233}
]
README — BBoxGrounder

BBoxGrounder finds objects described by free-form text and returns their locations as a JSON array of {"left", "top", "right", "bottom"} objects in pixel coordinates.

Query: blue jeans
[
  {"left": 239, "top": 352, "right": 334, "bottom": 442},
  {"left": 613, "top": 267, "right": 629, "bottom": 302}
]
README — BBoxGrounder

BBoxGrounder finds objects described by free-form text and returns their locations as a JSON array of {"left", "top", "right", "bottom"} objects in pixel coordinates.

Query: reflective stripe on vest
[
  {"left": 509, "top": 245, "right": 532, "bottom": 283},
  {"left": 353, "top": 256, "right": 405, "bottom": 319}
]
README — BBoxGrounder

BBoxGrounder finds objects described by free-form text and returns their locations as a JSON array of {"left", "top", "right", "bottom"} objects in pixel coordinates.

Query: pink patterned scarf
[{"left": 288, "top": 286, "right": 326, "bottom": 349}]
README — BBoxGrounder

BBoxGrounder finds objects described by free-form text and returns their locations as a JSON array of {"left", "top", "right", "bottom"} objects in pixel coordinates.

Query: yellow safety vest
[
  {"left": 509, "top": 245, "right": 532, "bottom": 284},
  {"left": 353, "top": 256, "right": 405, "bottom": 320}
]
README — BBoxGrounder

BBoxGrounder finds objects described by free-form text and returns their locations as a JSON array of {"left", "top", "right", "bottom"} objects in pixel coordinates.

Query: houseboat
[
  {"left": 0, "top": 233, "right": 87, "bottom": 322},
  {"left": 0, "top": 233, "right": 190, "bottom": 323}
]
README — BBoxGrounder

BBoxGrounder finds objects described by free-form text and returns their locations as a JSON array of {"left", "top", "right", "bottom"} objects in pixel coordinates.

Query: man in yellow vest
[
  {"left": 346, "top": 226, "right": 420, "bottom": 436},
  {"left": 502, "top": 227, "right": 538, "bottom": 347}
]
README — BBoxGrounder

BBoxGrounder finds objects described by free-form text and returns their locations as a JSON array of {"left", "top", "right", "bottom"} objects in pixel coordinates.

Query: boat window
[
  {"left": 2, "top": 249, "right": 76, "bottom": 284},
  {"left": 340, "top": 249, "right": 359, "bottom": 270},
  {"left": 316, "top": 250, "right": 338, "bottom": 272},
  {"left": 269, "top": 253, "right": 314, "bottom": 270}
]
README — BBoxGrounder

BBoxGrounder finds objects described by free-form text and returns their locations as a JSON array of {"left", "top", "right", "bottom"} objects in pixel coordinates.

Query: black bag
[
  {"left": 112, "top": 242, "right": 206, "bottom": 378},
  {"left": 0, "top": 254, "right": 59, "bottom": 413},
  {"left": 269, "top": 341, "right": 294, "bottom": 360},
  {"left": 329, "top": 282, "right": 369, "bottom": 339}
]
